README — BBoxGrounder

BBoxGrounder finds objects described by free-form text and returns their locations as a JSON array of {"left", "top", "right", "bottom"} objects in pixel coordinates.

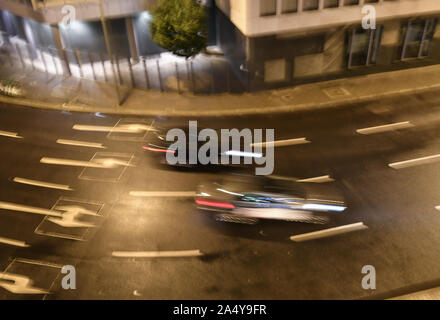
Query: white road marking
[
  {"left": 0, "top": 273, "right": 48, "bottom": 294},
  {"left": 129, "top": 191, "right": 197, "bottom": 198},
  {"left": 251, "top": 137, "right": 310, "bottom": 148},
  {"left": 56, "top": 139, "right": 106, "bottom": 149},
  {"left": 112, "top": 250, "right": 204, "bottom": 258},
  {"left": 356, "top": 121, "right": 414, "bottom": 135},
  {"left": 0, "top": 201, "right": 62, "bottom": 217},
  {"left": 40, "top": 157, "right": 132, "bottom": 168},
  {"left": 297, "top": 175, "right": 335, "bottom": 183},
  {"left": 389, "top": 154, "right": 440, "bottom": 169},
  {"left": 0, "top": 130, "right": 23, "bottom": 139},
  {"left": 0, "top": 237, "right": 30, "bottom": 247},
  {"left": 73, "top": 124, "right": 156, "bottom": 133},
  {"left": 290, "top": 222, "right": 368, "bottom": 242},
  {"left": 13, "top": 177, "right": 73, "bottom": 191}
]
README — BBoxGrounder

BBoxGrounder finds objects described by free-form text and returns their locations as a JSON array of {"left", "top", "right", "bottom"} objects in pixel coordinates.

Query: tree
[{"left": 150, "top": 0, "right": 207, "bottom": 59}]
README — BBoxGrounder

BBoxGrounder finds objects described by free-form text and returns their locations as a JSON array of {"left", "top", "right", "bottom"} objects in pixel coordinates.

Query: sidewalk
[{"left": 1, "top": 63, "right": 440, "bottom": 117}]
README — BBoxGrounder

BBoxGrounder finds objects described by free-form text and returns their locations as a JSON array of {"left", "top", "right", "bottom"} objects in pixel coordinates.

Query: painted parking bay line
[
  {"left": 297, "top": 175, "right": 335, "bottom": 183},
  {"left": 56, "top": 139, "right": 106, "bottom": 149},
  {"left": 129, "top": 191, "right": 197, "bottom": 198},
  {"left": 112, "top": 250, "right": 204, "bottom": 258},
  {"left": 290, "top": 222, "right": 368, "bottom": 242},
  {"left": 251, "top": 137, "right": 310, "bottom": 148},
  {"left": 40, "top": 157, "right": 132, "bottom": 169},
  {"left": 356, "top": 121, "right": 414, "bottom": 135},
  {"left": 0, "top": 237, "right": 30, "bottom": 248},
  {"left": 0, "top": 130, "right": 23, "bottom": 139},
  {"left": 389, "top": 154, "right": 440, "bottom": 169},
  {"left": 13, "top": 177, "right": 73, "bottom": 191}
]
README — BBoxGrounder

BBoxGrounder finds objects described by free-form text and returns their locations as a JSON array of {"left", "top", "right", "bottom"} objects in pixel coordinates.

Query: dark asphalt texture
[{"left": 1, "top": 90, "right": 440, "bottom": 299}]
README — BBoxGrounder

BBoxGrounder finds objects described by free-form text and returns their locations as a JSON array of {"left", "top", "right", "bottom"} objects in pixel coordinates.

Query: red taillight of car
[
  {"left": 195, "top": 199, "right": 235, "bottom": 209},
  {"left": 142, "top": 146, "right": 175, "bottom": 154}
]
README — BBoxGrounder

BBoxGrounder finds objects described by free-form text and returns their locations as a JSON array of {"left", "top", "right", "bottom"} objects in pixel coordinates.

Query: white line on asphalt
[
  {"left": 13, "top": 177, "right": 73, "bottom": 191},
  {"left": 129, "top": 191, "right": 197, "bottom": 198},
  {"left": 356, "top": 121, "right": 414, "bottom": 135},
  {"left": 0, "top": 130, "right": 23, "bottom": 139},
  {"left": 290, "top": 222, "right": 368, "bottom": 242},
  {"left": 297, "top": 175, "right": 335, "bottom": 183},
  {"left": 251, "top": 137, "right": 310, "bottom": 148},
  {"left": 40, "top": 157, "right": 132, "bottom": 168},
  {"left": 112, "top": 250, "right": 204, "bottom": 258},
  {"left": 0, "top": 237, "right": 30, "bottom": 247},
  {"left": 56, "top": 139, "right": 106, "bottom": 149},
  {"left": 388, "top": 154, "right": 440, "bottom": 169},
  {"left": 0, "top": 201, "right": 62, "bottom": 217},
  {"left": 73, "top": 124, "right": 156, "bottom": 133}
]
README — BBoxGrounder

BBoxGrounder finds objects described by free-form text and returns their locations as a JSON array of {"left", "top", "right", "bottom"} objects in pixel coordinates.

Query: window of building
[
  {"left": 347, "top": 26, "right": 383, "bottom": 68},
  {"left": 400, "top": 18, "right": 437, "bottom": 60},
  {"left": 282, "top": 0, "right": 298, "bottom": 13},
  {"left": 303, "top": 0, "right": 319, "bottom": 11},
  {"left": 260, "top": 0, "right": 277, "bottom": 16},
  {"left": 264, "top": 59, "right": 288, "bottom": 83},
  {"left": 324, "top": 0, "right": 339, "bottom": 9},
  {"left": 344, "top": 0, "right": 359, "bottom": 6}
]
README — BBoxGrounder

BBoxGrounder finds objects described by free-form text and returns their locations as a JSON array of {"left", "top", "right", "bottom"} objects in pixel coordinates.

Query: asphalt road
[{"left": 1, "top": 89, "right": 440, "bottom": 300}]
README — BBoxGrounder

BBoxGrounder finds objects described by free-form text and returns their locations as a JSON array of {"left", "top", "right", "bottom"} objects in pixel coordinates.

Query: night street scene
[{"left": 1, "top": 0, "right": 440, "bottom": 308}]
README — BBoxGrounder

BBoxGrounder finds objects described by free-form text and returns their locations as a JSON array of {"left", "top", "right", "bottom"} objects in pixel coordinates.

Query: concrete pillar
[
  {"left": 51, "top": 24, "right": 71, "bottom": 75},
  {"left": 428, "top": 19, "right": 440, "bottom": 60},
  {"left": 125, "top": 16, "right": 139, "bottom": 62}
]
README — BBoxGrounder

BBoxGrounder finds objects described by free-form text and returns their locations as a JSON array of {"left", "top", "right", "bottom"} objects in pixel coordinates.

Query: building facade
[{"left": 215, "top": 0, "right": 440, "bottom": 90}]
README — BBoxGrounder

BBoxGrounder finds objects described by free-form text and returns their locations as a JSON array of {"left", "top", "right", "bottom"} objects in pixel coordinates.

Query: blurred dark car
[
  {"left": 142, "top": 124, "right": 257, "bottom": 169},
  {"left": 195, "top": 175, "right": 346, "bottom": 225}
]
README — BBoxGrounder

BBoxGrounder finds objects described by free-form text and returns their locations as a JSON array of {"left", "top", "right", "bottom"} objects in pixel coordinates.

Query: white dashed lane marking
[
  {"left": 0, "top": 237, "right": 30, "bottom": 247},
  {"left": 56, "top": 139, "right": 106, "bottom": 149},
  {"left": 290, "top": 222, "right": 368, "bottom": 242},
  {"left": 129, "top": 191, "right": 197, "bottom": 198},
  {"left": 297, "top": 175, "right": 335, "bottom": 183},
  {"left": 0, "top": 130, "right": 23, "bottom": 139},
  {"left": 112, "top": 250, "right": 204, "bottom": 258},
  {"left": 251, "top": 137, "right": 310, "bottom": 148},
  {"left": 389, "top": 154, "right": 440, "bottom": 169},
  {"left": 13, "top": 177, "right": 73, "bottom": 191},
  {"left": 356, "top": 121, "right": 414, "bottom": 135}
]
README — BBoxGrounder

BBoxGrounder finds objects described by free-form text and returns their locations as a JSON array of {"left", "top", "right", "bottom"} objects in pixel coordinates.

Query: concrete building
[{"left": 215, "top": 0, "right": 440, "bottom": 90}]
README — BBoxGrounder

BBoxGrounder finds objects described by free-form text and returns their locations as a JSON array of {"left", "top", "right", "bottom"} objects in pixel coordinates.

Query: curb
[{"left": 2, "top": 83, "right": 440, "bottom": 118}]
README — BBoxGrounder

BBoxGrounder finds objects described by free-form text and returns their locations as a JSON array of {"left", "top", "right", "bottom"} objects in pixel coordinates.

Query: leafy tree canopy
[{"left": 150, "top": 0, "right": 207, "bottom": 59}]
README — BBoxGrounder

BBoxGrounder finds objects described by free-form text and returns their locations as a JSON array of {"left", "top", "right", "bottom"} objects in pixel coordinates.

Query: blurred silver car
[{"left": 195, "top": 175, "right": 346, "bottom": 225}]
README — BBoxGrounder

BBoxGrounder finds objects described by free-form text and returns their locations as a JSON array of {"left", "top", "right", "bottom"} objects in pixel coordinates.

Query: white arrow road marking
[
  {"left": 0, "top": 130, "right": 23, "bottom": 139},
  {"left": 13, "top": 177, "right": 73, "bottom": 191},
  {"left": 251, "top": 138, "right": 310, "bottom": 148},
  {"left": 297, "top": 175, "right": 335, "bottom": 183},
  {"left": 40, "top": 157, "right": 133, "bottom": 168},
  {"left": 356, "top": 121, "right": 414, "bottom": 135},
  {"left": 0, "top": 237, "right": 30, "bottom": 248},
  {"left": 0, "top": 273, "right": 48, "bottom": 294},
  {"left": 290, "top": 222, "right": 368, "bottom": 242},
  {"left": 73, "top": 124, "right": 156, "bottom": 133},
  {"left": 389, "top": 154, "right": 440, "bottom": 169},
  {"left": 47, "top": 205, "right": 101, "bottom": 228},
  {"left": 0, "top": 201, "right": 62, "bottom": 217},
  {"left": 129, "top": 191, "right": 197, "bottom": 198},
  {"left": 112, "top": 250, "right": 204, "bottom": 258},
  {"left": 56, "top": 139, "right": 106, "bottom": 149}
]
